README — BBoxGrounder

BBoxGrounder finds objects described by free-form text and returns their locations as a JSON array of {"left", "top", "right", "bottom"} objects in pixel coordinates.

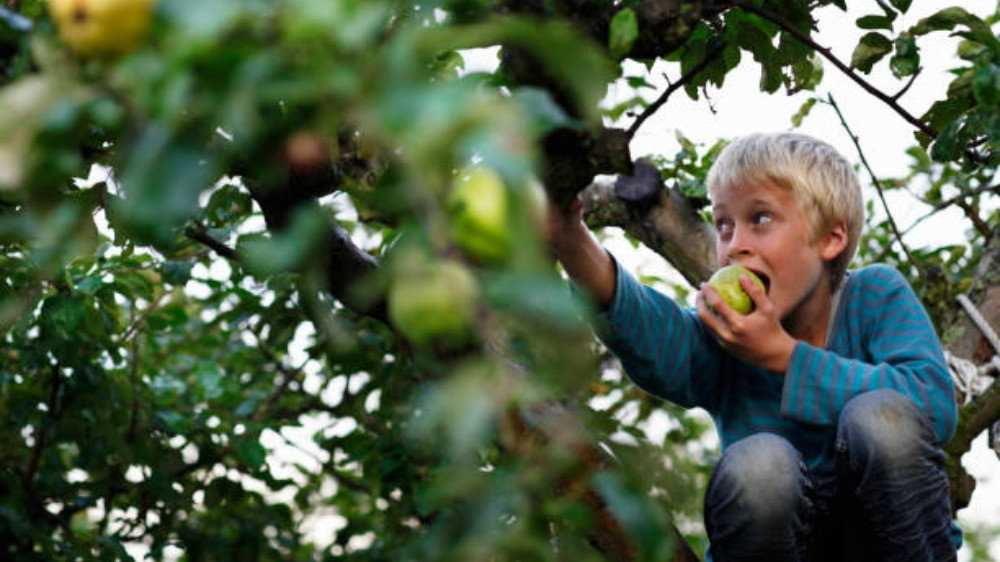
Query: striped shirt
[{"left": 599, "top": 259, "right": 957, "bottom": 475}]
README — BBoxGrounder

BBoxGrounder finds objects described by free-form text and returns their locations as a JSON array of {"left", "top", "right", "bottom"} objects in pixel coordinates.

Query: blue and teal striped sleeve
[
  {"left": 781, "top": 265, "right": 957, "bottom": 444},
  {"left": 597, "top": 256, "right": 725, "bottom": 411}
]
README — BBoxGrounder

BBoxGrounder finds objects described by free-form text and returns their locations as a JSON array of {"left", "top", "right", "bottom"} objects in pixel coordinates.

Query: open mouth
[{"left": 751, "top": 270, "right": 771, "bottom": 294}]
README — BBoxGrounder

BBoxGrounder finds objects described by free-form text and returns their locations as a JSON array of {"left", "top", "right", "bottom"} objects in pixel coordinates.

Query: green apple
[
  {"left": 707, "top": 265, "right": 766, "bottom": 315},
  {"left": 49, "top": 0, "right": 155, "bottom": 58},
  {"left": 388, "top": 260, "right": 479, "bottom": 346},
  {"left": 448, "top": 167, "right": 511, "bottom": 263}
]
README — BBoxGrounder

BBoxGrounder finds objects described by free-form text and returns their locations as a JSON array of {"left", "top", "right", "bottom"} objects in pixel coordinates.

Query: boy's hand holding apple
[{"left": 697, "top": 266, "right": 796, "bottom": 374}]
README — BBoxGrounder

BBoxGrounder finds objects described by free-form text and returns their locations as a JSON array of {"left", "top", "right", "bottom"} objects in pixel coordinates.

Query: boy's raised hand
[
  {"left": 545, "top": 193, "right": 616, "bottom": 309},
  {"left": 546, "top": 193, "right": 586, "bottom": 252},
  {"left": 696, "top": 273, "right": 796, "bottom": 374}
]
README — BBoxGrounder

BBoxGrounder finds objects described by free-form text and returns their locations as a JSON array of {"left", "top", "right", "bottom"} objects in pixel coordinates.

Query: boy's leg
[
  {"left": 704, "top": 433, "right": 814, "bottom": 562},
  {"left": 836, "top": 389, "right": 957, "bottom": 562}
]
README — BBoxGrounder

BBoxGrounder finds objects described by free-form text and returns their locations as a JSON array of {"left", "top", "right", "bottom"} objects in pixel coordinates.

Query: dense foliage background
[{"left": 1, "top": 0, "right": 998, "bottom": 560}]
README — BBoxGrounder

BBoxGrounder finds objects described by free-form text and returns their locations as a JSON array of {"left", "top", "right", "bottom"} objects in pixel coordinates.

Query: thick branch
[
  {"left": 541, "top": 127, "right": 634, "bottom": 208},
  {"left": 241, "top": 171, "right": 386, "bottom": 322},
  {"left": 943, "top": 234, "right": 1000, "bottom": 511},
  {"left": 945, "top": 234, "right": 1000, "bottom": 362},
  {"left": 948, "top": 379, "right": 1000, "bottom": 460},
  {"left": 582, "top": 178, "right": 717, "bottom": 286},
  {"left": 498, "top": 0, "right": 715, "bottom": 62}
]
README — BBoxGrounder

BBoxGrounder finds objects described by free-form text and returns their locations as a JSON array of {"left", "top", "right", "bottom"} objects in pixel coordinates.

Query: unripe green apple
[
  {"left": 448, "top": 167, "right": 511, "bottom": 263},
  {"left": 707, "top": 265, "right": 766, "bottom": 315},
  {"left": 49, "top": 0, "right": 155, "bottom": 58},
  {"left": 388, "top": 260, "right": 479, "bottom": 346}
]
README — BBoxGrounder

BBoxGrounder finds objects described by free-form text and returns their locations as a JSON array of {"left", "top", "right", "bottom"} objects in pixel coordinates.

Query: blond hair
[{"left": 706, "top": 132, "right": 864, "bottom": 288}]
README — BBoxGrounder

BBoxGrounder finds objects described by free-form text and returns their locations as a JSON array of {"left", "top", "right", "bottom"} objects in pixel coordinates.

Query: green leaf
[
  {"left": 930, "top": 118, "right": 963, "bottom": 161},
  {"left": 889, "top": 37, "right": 919, "bottom": 78},
  {"left": 0, "top": 75, "right": 89, "bottom": 189},
  {"left": 238, "top": 206, "right": 328, "bottom": 275},
  {"left": 972, "top": 64, "right": 1000, "bottom": 107},
  {"left": 482, "top": 272, "right": 588, "bottom": 330},
  {"left": 155, "top": 410, "right": 189, "bottom": 434},
  {"left": 511, "top": 87, "right": 573, "bottom": 135},
  {"left": 856, "top": 15, "right": 894, "bottom": 31},
  {"left": 791, "top": 97, "right": 818, "bottom": 127},
  {"left": 75, "top": 276, "right": 103, "bottom": 296},
  {"left": 196, "top": 362, "right": 224, "bottom": 400},
  {"left": 911, "top": 7, "right": 978, "bottom": 35},
  {"left": 147, "top": 303, "right": 190, "bottom": 331},
  {"left": 608, "top": 7, "right": 639, "bottom": 59},
  {"left": 851, "top": 32, "right": 892, "bottom": 73},
  {"left": 888, "top": 0, "right": 912, "bottom": 13},
  {"left": 910, "top": 7, "right": 999, "bottom": 51},
  {"left": 235, "top": 438, "right": 267, "bottom": 471},
  {"left": 117, "top": 126, "right": 222, "bottom": 248},
  {"left": 161, "top": 261, "right": 194, "bottom": 286}
]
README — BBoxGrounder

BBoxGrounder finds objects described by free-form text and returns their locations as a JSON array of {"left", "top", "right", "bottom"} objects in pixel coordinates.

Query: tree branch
[
  {"left": 903, "top": 183, "right": 1000, "bottom": 237},
  {"left": 735, "top": 0, "right": 937, "bottom": 139},
  {"left": 627, "top": 41, "right": 727, "bottom": 140},
  {"left": 185, "top": 221, "right": 243, "bottom": 262},
  {"left": 23, "top": 365, "right": 62, "bottom": 489},
  {"left": 582, "top": 178, "right": 717, "bottom": 286}
]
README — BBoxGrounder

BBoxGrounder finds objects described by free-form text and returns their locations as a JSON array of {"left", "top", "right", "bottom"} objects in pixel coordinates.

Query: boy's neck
[{"left": 781, "top": 277, "right": 835, "bottom": 348}]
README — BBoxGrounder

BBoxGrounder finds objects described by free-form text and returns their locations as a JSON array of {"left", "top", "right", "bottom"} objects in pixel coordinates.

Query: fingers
[
  {"left": 699, "top": 283, "right": 737, "bottom": 323},
  {"left": 697, "top": 284, "right": 733, "bottom": 339},
  {"left": 698, "top": 281, "right": 758, "bottom": 344},
  {"left": 739, "top": 274, "right": 771, "bottom": 314}
]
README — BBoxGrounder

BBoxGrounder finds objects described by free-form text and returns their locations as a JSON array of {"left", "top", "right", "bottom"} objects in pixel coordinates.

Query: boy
[{"left": 549, "top": 132, "right": 959, "bottom": 561}]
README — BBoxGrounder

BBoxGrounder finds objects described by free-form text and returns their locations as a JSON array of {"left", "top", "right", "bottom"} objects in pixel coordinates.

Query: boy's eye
[
  {"left": 714, "top": 218, "right": 732, "bottom": 233},
  {"left": 753, "top": 213, "right": 773, "bottom": 225}
]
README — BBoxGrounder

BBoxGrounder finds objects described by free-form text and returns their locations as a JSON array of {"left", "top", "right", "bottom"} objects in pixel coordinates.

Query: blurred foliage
[{"left": 0, "top": 0, "right": 998, "bottom": 561}]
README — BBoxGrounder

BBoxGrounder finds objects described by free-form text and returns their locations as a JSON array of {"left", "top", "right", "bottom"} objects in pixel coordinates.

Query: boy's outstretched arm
[{"left": 547, "top": 194, "right": 616, "bottom": 309}]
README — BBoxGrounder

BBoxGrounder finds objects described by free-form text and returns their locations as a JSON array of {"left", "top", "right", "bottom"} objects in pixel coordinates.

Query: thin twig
[
  {"left": 892, "top": 67, "right": 922, "bottom": 101},
  {"left": 184, "top": 221, "right": 243, "bottom": 262},
  {"left": 626, "top": 42, "right": 727, "bottom": 139},
  {"left": 894, "top": 183, "right": 1000, "bottom": 241},
  {"left": 953, "top": 198, "right": 992, "bottom": 240},
  {"left": 826, "top": 94, "right": 922, "bottom": 273},
  {"left": 24, "top": 365, "right": 62, "bottom": 489},
  {"left": 127, "top": 324, "right": 141, "bottom": 444}
]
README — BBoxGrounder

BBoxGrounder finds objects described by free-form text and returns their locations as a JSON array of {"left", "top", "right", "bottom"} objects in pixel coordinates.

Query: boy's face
[{"left": 710, "top": 180, "right": 846, "bottom": 322}]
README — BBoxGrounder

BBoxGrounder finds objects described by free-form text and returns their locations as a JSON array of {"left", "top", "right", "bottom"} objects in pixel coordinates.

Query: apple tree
[{"left": 1, "top": 0, "right": 998, "bottom": 560}]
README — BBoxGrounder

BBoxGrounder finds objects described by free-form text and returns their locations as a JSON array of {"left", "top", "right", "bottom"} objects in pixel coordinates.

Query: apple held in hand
[
  {"left": 388, "top": 260, "right": 479, "bottom": 346},
  {"left": 707, "top": 264, "right": 766, "bottom": 315},
  {"left": 49, "top": 0, "right": 155, "bottom": 58}
]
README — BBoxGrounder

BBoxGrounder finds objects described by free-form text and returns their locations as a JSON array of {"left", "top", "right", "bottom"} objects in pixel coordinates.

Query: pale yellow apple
[
  {"left": 388, "top": 261, "right": 479, "bottom": 346},
  {"left": 49, "top": 0, "right": 155, "bottom": 58}
]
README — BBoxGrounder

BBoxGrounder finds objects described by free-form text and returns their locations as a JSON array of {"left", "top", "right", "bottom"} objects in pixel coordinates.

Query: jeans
[{"left": 704, "top": 389, "right": 957, "bottom": 562}]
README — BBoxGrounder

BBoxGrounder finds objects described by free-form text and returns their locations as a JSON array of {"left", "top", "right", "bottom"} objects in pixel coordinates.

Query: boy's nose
[{"left": 726, "top": 225, "right": 753, "bottom": 258}]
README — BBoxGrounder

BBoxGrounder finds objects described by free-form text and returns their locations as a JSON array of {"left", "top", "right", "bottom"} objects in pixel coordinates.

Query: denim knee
[
  {"left": 707, "top": 433, "right": 808, "bottom": 527},
  {"left": 837, "top": 389, "right": 934, "bottom": 472}
]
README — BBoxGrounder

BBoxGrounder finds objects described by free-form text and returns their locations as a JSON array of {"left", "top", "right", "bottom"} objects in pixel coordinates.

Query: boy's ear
[{"left": 819, "top": 221, "right": 848, "bottom": 261}]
